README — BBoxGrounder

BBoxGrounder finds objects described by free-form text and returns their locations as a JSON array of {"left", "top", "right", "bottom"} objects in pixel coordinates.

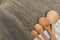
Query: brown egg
[
  {"left": 38, "top": 17, "right": 50, "bottom": 27},
  {"left": 47, "top": 10, "right": 59, "bottom": 24},
  {"left": 30, "top": 30, "right": 38, "bottom": 37},
  {"left": 34, "top": 24, "right": 43, "bottom": 32}
]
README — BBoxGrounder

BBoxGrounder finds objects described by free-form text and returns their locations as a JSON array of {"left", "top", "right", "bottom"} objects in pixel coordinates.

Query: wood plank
[{"left": 0, "top": 0, "right": 60, "bottom": 40}]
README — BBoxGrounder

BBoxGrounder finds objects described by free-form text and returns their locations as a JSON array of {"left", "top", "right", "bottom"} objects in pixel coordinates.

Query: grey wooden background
[{"left": 0, "top": 0, "right": 60, "bottom": 40}]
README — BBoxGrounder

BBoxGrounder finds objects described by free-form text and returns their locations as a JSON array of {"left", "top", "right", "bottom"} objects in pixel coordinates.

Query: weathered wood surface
[{"left": 0, "top": 0, "right": 60, "bottom": 40}]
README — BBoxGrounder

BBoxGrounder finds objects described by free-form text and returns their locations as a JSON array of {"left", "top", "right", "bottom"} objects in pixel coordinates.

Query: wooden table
[{"left": 0, "top": 0, "right": 60, "bottom": 40}]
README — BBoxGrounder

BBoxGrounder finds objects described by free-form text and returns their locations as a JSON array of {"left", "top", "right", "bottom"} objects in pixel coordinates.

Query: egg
[
  {"left": 34, "top": 24, "right": 43, "bottom": 32},
  {"left": 47, "top": 10, "right": 59, "bottom": 24},
  {"left": 30, "top": 30, "right": 38, "bottom": 37},
  {"left": 38, "top": 17, "right": 50, "bottom": 27}
]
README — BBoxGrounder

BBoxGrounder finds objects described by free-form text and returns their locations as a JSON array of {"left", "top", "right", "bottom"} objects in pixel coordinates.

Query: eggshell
[
  {"left": 34, "top": 24, "right": 43, "bottom": 32},
  {"left": 30, "top": 30, "right": 38, "bottom": 37},
  {"left": 47, "top": 10, "right": 59, "bottom": 24},
  {"left": 38, "top": 17, "right": 50, "bottom": 27}
]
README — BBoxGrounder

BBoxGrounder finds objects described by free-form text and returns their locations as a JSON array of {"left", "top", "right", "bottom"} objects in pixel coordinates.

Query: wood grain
[{"left": 0, "top": 0, "right": 60, "bottom": 40}]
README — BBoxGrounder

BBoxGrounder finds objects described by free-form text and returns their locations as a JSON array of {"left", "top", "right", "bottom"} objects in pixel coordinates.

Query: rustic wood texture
[{"left": 0, "top": 0, "right": 60, "bottom": 40}]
